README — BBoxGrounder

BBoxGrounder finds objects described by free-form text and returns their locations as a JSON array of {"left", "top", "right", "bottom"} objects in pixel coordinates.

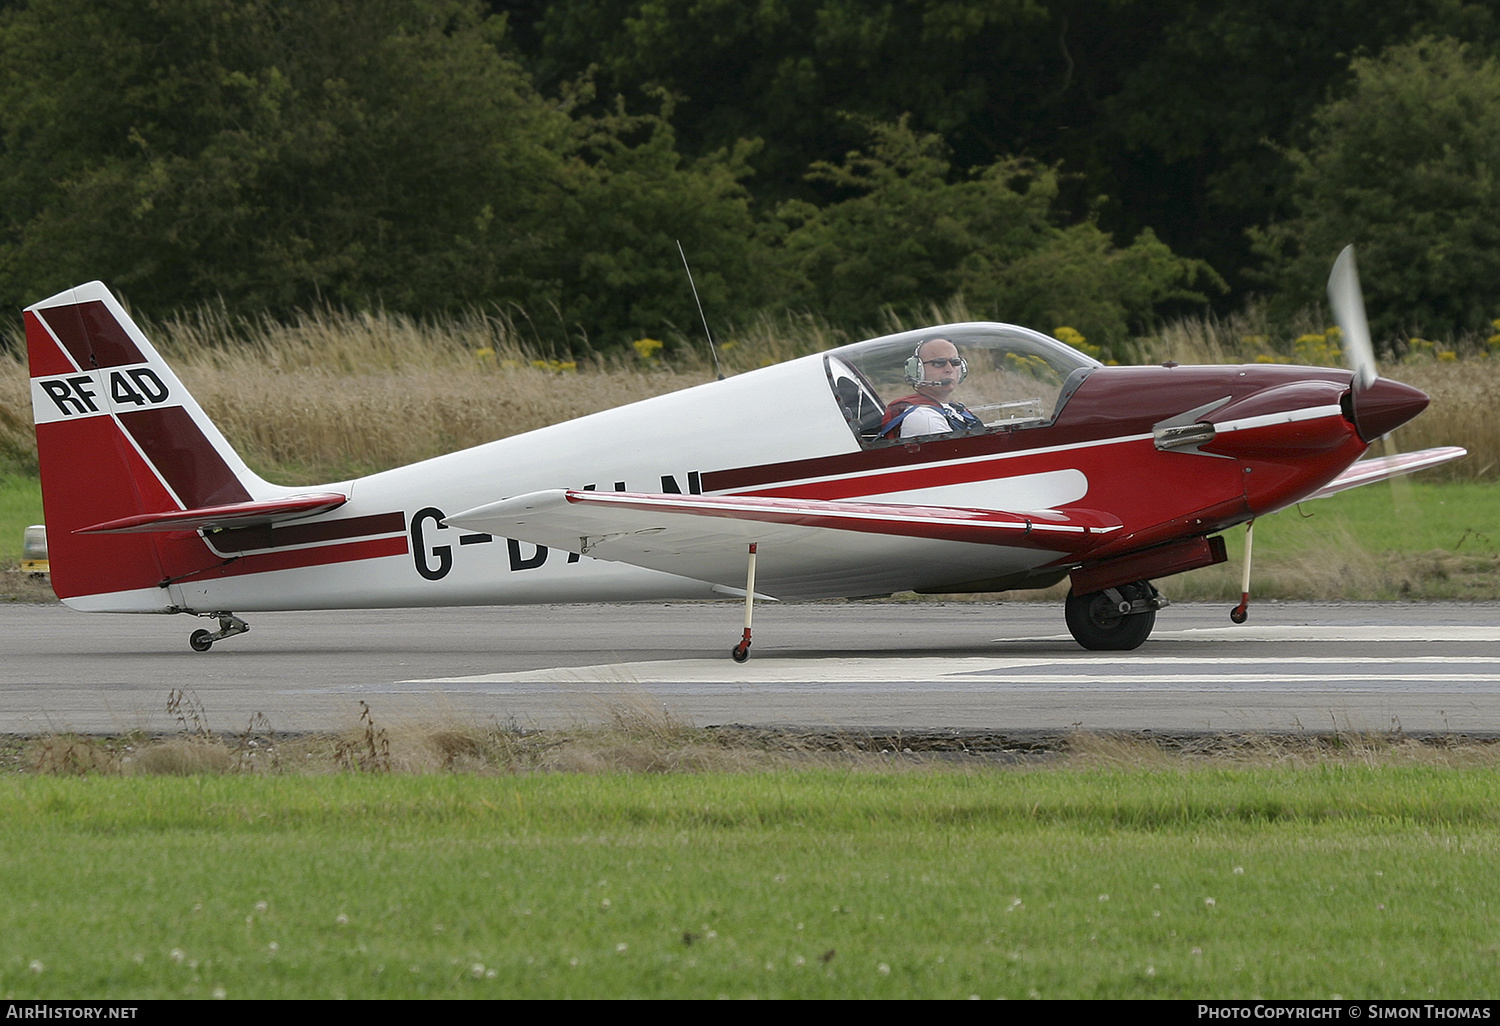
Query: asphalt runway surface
[{"left": 2, "top": 599, "right": 1498, "bottom": 737}]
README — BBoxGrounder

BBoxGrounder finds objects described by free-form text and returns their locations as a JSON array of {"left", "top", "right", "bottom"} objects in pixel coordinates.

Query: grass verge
[{"left": 2, "top": 740, "right": 1499, "bottom": 999}]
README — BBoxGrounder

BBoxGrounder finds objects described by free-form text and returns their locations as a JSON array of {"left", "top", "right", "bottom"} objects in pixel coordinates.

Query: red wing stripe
[{"left": 563, "top": 490, "right": 1118, "bottom": 551}]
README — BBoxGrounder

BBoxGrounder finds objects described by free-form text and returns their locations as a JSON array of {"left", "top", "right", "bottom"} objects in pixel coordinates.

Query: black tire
[
  {"left": 731, "top": 644, "right": 750, "bottom": 663},
  {"left": 189, "top": 629, "right": 214, "bottom": 653},
  {"left": 1064, "top": 583, "right": 1157, "bottom": 651}
]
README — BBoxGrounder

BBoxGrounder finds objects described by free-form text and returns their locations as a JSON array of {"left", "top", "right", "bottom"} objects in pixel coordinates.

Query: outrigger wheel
[
  {"left": 1064, "top": 581, "right": 1164, "bottom": 651},
  {"left": 188, "top": 612, "right": 250, "bottom": 652}
]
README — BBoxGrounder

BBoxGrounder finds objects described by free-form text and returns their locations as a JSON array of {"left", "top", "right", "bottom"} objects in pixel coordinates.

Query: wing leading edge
[
  {"left": 447, "top": 489, "right": 1121, "bottom": 599},
  {"left": 1303, "top": 446, "right": 1467, "bottom": 501}
]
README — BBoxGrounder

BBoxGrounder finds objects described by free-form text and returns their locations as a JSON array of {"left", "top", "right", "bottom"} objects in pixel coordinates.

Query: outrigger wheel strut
[
  {"left": 1230, "top": 520, "right": 1255, "bottom": 624},
  {"left": 731, "top": 543, "right": 758, "bottom": 662},
  {"left": 189, "top": 612, "right": 250, "bottom": 652}
]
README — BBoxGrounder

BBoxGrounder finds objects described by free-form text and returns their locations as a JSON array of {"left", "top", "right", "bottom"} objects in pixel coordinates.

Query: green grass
[
  {"left": 0, "top": 473, "right": 41, "bottom": 566},
  {"left": 1259, "top": 479, "right": 1498, "bottom": 556},
  {"left": 1174, "top": 479, "right": 1500, "bottom": 601},
  {"left": 2, "top": 767, "right": 1499, "bottom": 999}
]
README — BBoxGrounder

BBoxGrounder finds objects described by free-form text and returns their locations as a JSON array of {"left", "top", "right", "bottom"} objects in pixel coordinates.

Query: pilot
[{"left": 880, "top": 338, "right": 984, "bottom": 439}]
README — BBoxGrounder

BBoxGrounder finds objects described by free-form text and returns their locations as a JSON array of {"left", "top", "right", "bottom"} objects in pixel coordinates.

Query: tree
[
  {"left": 0, "top": 0, "right": 779, "bottom": 347},
  {"left": 777, "top": 119, "right": 1218, "bottom": 347},
  {"left": 508, "top": 0, "right": 1499, "bottom": 310},
  {"left": 516, "top": 0, "right": 1051, "bottom": 204},
  {"left": 543, "top": 95, "right": 776, "bottom": 348},
  {"left": 1252, "top": 37, "right": 1500, "bottom": 341},
  {"left": 0, "top": 0, "right": 576, "bottom": 318}
]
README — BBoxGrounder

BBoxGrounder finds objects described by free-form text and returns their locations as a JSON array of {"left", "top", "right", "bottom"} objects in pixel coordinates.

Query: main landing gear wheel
[{"left": 1064, "top": 581, "right": 1160, "bottom": 651}]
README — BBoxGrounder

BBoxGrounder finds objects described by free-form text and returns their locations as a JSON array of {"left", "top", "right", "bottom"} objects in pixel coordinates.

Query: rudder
[{"left": 26, "top": 282, "right": 270, "bottom": 608}]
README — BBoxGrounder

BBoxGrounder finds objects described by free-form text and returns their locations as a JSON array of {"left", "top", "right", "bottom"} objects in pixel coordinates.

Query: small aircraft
[{"left": 24, "top": 248, "right": 1464, "bottom": 657}]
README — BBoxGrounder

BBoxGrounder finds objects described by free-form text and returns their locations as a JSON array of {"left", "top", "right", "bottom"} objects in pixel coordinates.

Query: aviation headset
[{"left": 904, "top": 339, "right": 968, "bottom": 386}]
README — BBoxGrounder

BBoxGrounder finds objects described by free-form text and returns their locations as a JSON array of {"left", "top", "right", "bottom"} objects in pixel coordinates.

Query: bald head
[{"left": 913, "top": 338, "right": 962, "bottom": 400}]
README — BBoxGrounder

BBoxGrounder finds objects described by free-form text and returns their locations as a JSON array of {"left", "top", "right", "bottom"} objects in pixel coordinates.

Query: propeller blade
[{"left": 1328, "top": 245, "right": 1378, "bottom": 390}]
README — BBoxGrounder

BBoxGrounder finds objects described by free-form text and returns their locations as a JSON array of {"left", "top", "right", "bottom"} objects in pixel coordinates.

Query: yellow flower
[
  {"left": 1052, "top": 327, "right": 1102, "bottom": 359},
  {"left": 632, "top": 337, "right": 664, "bottom": 360},
  {"left": 1293, "top": 332, "right": 1340, "bottom": 366}
]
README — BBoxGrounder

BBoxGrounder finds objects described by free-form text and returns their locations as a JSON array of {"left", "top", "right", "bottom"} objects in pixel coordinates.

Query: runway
[{"left": 2, "top": 599, "right": 1498, "bottom": 736}]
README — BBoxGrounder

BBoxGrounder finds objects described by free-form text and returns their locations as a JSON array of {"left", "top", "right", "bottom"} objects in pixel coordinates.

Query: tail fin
[{"left": 26, "top": 282, "right": 296, "bottom": 608}]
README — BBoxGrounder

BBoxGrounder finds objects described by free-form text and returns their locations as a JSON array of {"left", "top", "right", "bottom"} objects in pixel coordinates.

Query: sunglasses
[{"left": 922, "top": 358, "right": 964, "bottom": 369}]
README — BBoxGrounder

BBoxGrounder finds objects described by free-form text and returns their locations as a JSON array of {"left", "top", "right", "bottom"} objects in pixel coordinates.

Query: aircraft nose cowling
[{"left": 1350, "top": 377, "right": 1430, "bottom": 442}]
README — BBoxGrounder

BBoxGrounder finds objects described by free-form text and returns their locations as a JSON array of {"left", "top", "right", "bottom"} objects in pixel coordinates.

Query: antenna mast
[{"left": 677, "top": 240, "right": 725, "bottom": 380}]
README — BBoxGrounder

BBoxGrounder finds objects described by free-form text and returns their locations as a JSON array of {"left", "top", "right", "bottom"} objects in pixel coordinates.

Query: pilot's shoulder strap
[{"left": 879, "top": 394, "right": 938, "bottom": 438}]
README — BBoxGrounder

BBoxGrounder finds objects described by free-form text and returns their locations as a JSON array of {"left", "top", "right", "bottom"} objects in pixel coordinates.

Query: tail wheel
[{"left": 1065, "top": 581, "right": 1157, "bottom": 651}]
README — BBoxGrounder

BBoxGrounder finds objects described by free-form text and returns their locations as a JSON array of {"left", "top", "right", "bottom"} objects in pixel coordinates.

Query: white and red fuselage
[{"left": 26, "top": 282, "right": 1456, "bottom": 641}]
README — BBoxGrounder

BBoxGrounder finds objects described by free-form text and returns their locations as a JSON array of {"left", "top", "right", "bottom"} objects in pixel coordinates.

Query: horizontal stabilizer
[
  {"left": 1304, "top": 446, "right": 1467, "bottom": 501},
  {"left": 77, "top": 492, "right": 348, "bottom": 534}
]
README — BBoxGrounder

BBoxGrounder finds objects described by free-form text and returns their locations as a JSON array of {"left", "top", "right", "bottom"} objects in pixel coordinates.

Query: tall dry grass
[
  {"left": 157, "top": 306, "right": 727, "bottom": 482},
  {"left": 1380, "top": 361, "right": 1498, "bottom": 479},
  {"left": 0, "top": 300, "right": 1490, "bottom": 483}
]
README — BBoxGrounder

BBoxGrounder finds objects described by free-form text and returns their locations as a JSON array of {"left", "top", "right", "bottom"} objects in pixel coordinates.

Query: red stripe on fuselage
[
  {"left": 729, "top": 434, "right": 1135, "bottom": 500},
  {"left": 702, "top": 425, "right": 1091, "bottom": 494},
  {"left": 207, "top": 511, "right": 407, "bottom": 554},
  {"left": 211, "top": 535, "right": 410, "bottom": 578}
]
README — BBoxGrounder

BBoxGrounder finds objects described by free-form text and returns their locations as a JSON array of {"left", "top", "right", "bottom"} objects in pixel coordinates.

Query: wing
[
  {"left": 77, "top": 492, "right": 348, "bottom": 534},
  {"left": 1303, "top": 446, "right": 1467, "bottom": 501},
  {"left": 447, "top": 490, "right": 1121, "bottom": 599}
]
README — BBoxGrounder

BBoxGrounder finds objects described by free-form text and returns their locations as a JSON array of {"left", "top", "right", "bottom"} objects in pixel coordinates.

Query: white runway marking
[
  {"left": 401, "top": 624, "right": 1500, "bottom": 695},
  {"left": 1139, "top": 625, "right": 1500, "bottom": 643}
]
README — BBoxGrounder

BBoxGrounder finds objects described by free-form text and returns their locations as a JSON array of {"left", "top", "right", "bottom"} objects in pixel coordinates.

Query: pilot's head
[{"left": 908, "top": 338, "right": 965, "bottom": 402}]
